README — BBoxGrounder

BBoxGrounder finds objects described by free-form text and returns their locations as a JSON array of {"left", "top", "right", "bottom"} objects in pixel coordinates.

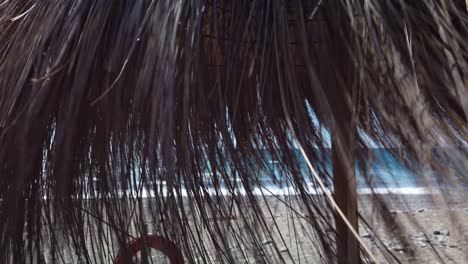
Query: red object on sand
[{"left": 115, "top": 234, "right": 184, "bottom": 264}]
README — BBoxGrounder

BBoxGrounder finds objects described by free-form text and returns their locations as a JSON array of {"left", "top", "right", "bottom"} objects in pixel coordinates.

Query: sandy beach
[
  {"left": 358, "top": 193, "right": 468, "bottom": 263},
  {"left": 35, "top": 192, "right": 468, "bottom": 264},
  {"left": 138, "top": 192, "right": 468, "bottom": 263}
]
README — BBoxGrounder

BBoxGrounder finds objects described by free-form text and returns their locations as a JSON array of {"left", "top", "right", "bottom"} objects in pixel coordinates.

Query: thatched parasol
[{"left": 0, "top": 1, "right": 467, "bottom": 263}]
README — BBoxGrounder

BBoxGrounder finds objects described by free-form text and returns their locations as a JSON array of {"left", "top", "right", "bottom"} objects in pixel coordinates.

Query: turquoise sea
[
  {"left": 196, "top": 148, "right": 466, "bottom": 195},
  {"left": 92, "top": 148, "right": 465, "bottom": 198}
]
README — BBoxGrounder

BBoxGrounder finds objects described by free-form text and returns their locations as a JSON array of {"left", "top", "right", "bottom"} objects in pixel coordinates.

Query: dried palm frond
[{"left": 0, "top": 0, "right": 466, "bottom": 263}]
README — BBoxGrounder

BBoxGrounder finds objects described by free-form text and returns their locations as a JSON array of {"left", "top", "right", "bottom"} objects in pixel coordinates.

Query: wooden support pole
[
  {"left": 291, "top": 1, "right": 362, "bottom": 261},
  {"left": 329, "top": 9, "right": 360, "bottom": 262},
  {"left": 332, "top": 121, "right": 359, "bottom": 264},
  {"left": 328, "top": 3, "right": 361, "bottom": 262}
]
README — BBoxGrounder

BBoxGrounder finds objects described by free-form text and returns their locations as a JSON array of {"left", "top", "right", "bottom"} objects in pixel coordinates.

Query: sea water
[
  {"left": 134, "top": 149, "right": 446, "bottom": 198},
  {"left": 235, "top": 148, "right": 430, "bottom": 195},
  {"left": 82, "top": 148, "right": 463, "bottom": 198}
]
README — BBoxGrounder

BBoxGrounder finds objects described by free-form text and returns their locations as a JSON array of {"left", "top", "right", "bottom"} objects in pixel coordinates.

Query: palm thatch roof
[{"left": 0, "top": 1, "right": 467, "bottom": 263}]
